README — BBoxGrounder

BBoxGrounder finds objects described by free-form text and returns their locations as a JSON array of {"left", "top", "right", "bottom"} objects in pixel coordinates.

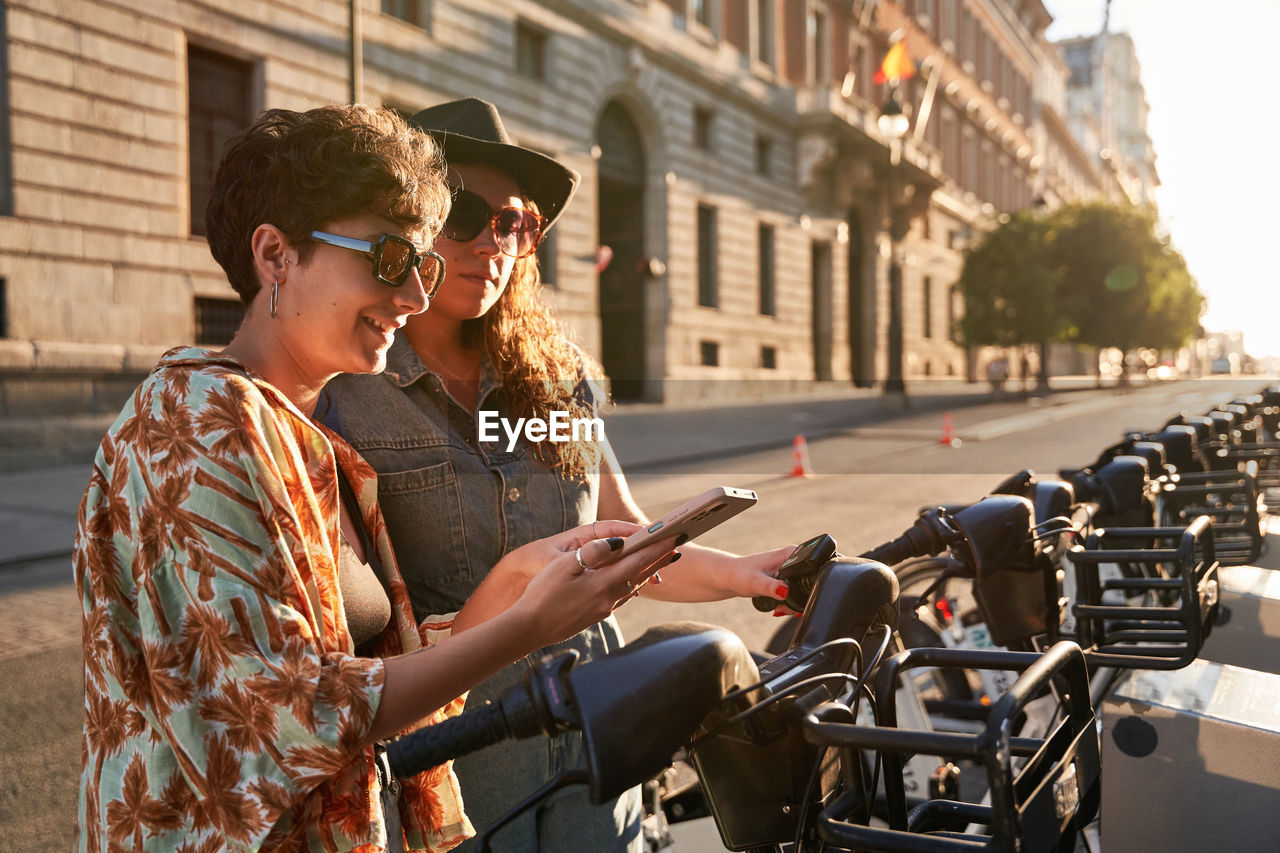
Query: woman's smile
[{"left": 361, "top": 313, "right": 404, "bottom": 347}]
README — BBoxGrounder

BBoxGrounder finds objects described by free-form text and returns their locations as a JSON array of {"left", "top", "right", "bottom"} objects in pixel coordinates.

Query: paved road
[
  {"left": 0, "top": 557, "right": 82, "bottom": 846},
  {"left": 0, "top": 376, "right": 1267, "bottom": 848}
]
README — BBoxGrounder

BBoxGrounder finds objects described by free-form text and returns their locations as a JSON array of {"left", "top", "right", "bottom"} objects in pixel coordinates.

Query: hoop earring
[{"left": 270, "top": 278, "right": 279, "bottom": 319}]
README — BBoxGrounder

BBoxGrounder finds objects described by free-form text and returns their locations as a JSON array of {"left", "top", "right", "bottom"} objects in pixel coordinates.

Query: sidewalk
[
  {"left": 0, "top": 465, "right": 91, "bottom": 567},
  {"left": 0, "top": 376, "right": 1142, "bottom": 569},
  {"left": 606, "top": 375, "right": 1115, "bottom": 470}
]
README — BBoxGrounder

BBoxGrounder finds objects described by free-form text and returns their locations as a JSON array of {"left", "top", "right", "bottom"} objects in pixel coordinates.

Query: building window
[
  {"left": 382, "top": 0, "right": 426, "bottom": 28},
  {"left": 697, "top": 204, "right": 718, "bottom": 308},
  {"left": 923, "top": 276, "right": 933, "bottom": 338},
  {"left": 515, "top": 19, "right": 548, "bottom": 81},
  {"left": 948, "top": 284, "right": 958, "bottom": 343},
  {"left": 940, "top": 0, "right": 957, "bottom": 43},
  {"left": 755, "top": 0, "right": 775, "bottom": 67},
  {"left": 963, "top": 127, "right": 979, "bottom": 194},
  {"left": 761, "top": 345, "right": 777, "bottom": 369},
  {"left": 693, "top": 106, "right": 714, "bottom": 151},
  {"left": 982, "top": 34, "right": 996, "bottom": 88},
  {"left": 195, "top": 296, "right": 246, "bottom": 345},
  {"left": 926, "top": 97, "right": 941, "bottom": 149},
  {"left": 536, "top": 230, "right": 558, "bottom": 287},
  {"left": 808, "top": 5, "right": 829, "bottom": 84},
  {"left": 700, "top": 340, "right": 720, "bottom": 366},
  {"left": 755, "top": 135, "right": 773, "bottom": 176},
  {"left": 0, "top": 278, "right": 7, "bottom": 338},
  {"left": 916, "top": 0, "right": 935, "bottom": 31},
  {"left": 188, "top": 45, "right": 255, "bottom": 237},
  {"left": 758, "top": 223, "right": 776, "bottom": 315},
  {"left": 961, "top": 8, "right": 977, "bottom": 67},
  {"left": 692, "top": 0, "right": 715, "bottom": 30},
  {"left": 942, "top": 109, "right": 959, "bottom": 180}
]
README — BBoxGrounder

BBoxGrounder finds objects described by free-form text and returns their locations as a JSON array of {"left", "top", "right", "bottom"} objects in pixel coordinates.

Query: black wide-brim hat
[{"left": 410, "top": 98, "right": 581, "bottom": 232}]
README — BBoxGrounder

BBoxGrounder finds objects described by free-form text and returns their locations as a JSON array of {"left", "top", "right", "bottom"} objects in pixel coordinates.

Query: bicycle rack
[
  {"left": 1215, "top": 393, "right": 1280, "bottom": 495},
  {"left": 802, "top": 642, "right": 1099, "bottom": 853},
  {"left": 1065, "top": 515, "right": 1219, "bottom": 669},
  {"left": 1162, "top": 470, "right": 1265, "bottom": 564}
]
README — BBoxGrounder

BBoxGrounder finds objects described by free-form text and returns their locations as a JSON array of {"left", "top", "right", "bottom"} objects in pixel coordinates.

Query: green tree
[
  {"left": 957, "top": 201, "right": 1205, "bottom": 385},
  {"left": 1141, "top": 242, "right": 1204, "bottom": 350},
  {"left": 957, "top": 211, "right": 1063, "bottom": 348},
  {"left": 956, "top": 211, "right": 1067, "bottom": 389}
]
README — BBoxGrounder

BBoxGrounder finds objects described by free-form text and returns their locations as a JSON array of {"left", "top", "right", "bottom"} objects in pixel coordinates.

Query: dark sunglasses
[
  {"left": 309, "top": 231, "right": 446, "bottom": 297},
  {"left": 443, "top": 190, "right": 546, "bottom": 259}
]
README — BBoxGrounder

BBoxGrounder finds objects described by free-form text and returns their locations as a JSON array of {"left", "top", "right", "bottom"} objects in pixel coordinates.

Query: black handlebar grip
[
  {"left": 861, "top": 522, "right": 941, "bottom": 566},
  {"left": 387, "top": 701, "right": 512, "bottom": 779}
]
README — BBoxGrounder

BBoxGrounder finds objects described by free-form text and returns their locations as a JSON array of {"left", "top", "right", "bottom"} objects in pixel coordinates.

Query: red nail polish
[
  {"left": 773, "top": 607, "right": 785, "bottom": 617},
  {"left": 775, "top": 584, "right": 789, "bottom": 599},
  {"left": 793, "top": 611, "right": 802, "bottom": 617}
]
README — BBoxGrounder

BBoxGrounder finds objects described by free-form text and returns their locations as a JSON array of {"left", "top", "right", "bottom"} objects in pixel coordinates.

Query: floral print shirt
[{"left": 74, "top": 347, "right": 473, "bottom": 852}]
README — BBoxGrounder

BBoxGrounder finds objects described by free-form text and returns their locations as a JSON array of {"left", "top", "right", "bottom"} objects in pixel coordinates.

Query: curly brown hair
[
  {"left": 472, "top": 205, "right": 604, "bottom": 481},
  {"left": 206, "top": 104, "right": 450, "bottom": 305}
]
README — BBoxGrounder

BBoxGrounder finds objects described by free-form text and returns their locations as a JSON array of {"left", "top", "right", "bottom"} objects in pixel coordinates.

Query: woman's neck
[
  {"left": 404, "top": 313, "right": 483, "bottom": 381},
  {"left": 221, "top": 329, "right": 328, "bottom": 417}
]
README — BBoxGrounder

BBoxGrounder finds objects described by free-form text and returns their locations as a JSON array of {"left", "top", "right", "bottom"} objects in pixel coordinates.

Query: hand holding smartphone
[{"left": 616, "top": 486, "right": 758, "bottom": 558}]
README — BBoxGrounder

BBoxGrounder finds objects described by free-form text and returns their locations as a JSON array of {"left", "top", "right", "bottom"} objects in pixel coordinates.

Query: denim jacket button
[{"left": 506, "top": 487, "right": 520, "bottom": 502}]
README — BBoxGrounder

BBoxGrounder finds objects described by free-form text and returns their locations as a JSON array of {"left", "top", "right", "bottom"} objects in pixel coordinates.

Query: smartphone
[{"left": 616, "top": 486, "right": 758, "bottom": 557}]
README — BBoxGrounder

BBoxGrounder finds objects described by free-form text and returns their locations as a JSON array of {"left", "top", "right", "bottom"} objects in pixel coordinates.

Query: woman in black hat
[{"left": 320, "top": 98, "right": 792, "bottom": 852}]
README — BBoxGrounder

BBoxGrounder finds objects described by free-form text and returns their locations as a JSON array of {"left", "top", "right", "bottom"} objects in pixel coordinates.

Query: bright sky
[{"left": 1043, "top": 0, "right": 1280, "bottom": 359}]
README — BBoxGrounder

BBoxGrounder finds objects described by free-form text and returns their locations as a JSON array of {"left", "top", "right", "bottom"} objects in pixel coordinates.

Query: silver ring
[
  {"left": 575, "top": 546, "right": 589, "bottom": 570},
  {"left": 592, "top": 520, "right": 599, "bottom": 538}
]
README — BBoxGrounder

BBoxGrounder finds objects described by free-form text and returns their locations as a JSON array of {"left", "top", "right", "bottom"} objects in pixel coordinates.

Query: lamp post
[{"left": 878, "top": 93, "right": 910, "bottom": 400}]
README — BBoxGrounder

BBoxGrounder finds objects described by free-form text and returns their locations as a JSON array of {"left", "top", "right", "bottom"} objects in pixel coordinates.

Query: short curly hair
[{"left": 206, "top": 104, "right": 450, "bottom": 305}]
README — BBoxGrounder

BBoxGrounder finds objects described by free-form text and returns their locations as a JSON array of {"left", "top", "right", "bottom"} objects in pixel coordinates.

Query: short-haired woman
[{"left": 74, "top": 104, "right": 673, "bottom": 852}]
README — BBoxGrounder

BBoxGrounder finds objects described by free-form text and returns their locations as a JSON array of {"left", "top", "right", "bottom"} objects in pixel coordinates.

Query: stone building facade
[
  {"left": 0, "top": 0, "right": 1109, "bottom": 467},
  {"left": 1058, "top": 30, "right": 1159, "bottom": 207}
]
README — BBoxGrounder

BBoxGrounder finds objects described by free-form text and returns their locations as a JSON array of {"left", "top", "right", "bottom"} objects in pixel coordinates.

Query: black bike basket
[
  {"left": 1066, "top": 515, "right": 1219, "bottom": 669},
  {"left": 1162, "top": 470, "right": 1264, "bottom": 564},
  {"left": 802, "top": 642, "right": 1100, "bottom": 853}
]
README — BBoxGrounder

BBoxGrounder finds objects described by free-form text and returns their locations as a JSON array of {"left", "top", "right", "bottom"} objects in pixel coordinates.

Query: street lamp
[
  {"left": 879, "top": 92, "right": 910, "bottom": 400},
  {"left": 877, "top": 96, "right": 910, "bottom": 153}
]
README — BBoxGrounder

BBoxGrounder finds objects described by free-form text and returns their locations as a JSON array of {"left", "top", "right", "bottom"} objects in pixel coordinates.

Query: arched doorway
[{"left": 596, "top": 101, "right": 647, "bottom": 401}]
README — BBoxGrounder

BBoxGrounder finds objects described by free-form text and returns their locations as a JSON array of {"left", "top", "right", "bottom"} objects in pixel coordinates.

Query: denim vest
[
  {"left": 318, "top": 335, "right": 622, "bottom": 666},
  {"left": 320, "top": 337, "right": 639, "bottom": 846}
]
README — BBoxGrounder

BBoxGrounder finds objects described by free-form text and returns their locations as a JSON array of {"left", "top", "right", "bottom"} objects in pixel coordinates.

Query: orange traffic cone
[
  {"left": 790, "top": 434, "right": 815, "bottom": 477},
  {"left": 939, "top": 412, "right": 961, "bottom": 448}
]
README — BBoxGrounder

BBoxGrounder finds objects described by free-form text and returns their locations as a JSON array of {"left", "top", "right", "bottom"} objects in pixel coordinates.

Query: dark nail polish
[
  {"left": 675, "top": 532, "right": 690, "bottom": 546},
  {"left": 668, "top": 551, "right": 683, "bottom": 564},
  {"left": 607, "top": 537, "right": 624, "bottom": 551}
]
